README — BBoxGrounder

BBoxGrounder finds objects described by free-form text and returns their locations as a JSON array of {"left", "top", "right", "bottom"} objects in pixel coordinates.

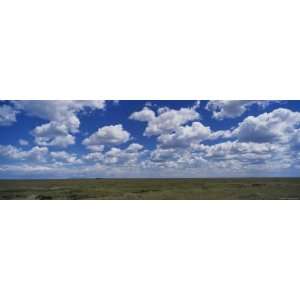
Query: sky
[{"left": 0, "top": 100, "right": 300, "bottom": 179}]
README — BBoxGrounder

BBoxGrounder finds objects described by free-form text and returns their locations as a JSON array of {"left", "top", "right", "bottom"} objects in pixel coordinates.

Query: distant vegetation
[{"left": 0, "top": 178, "right": 299, "bottom": 200}]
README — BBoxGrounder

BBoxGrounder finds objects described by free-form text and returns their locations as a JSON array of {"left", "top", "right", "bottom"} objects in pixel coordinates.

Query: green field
[{"left": 0, "top": 178, "right": 299, "bottom": 200}]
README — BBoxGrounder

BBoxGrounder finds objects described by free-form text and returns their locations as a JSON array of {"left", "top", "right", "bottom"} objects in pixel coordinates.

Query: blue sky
[{"left": 0, "top": 100, "right": 300, "bottom": 178}]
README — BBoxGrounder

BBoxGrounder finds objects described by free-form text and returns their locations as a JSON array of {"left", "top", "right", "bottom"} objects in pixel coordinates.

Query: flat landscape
[{"left": 0, "top": 178, "right": 299, "bottom": 200}]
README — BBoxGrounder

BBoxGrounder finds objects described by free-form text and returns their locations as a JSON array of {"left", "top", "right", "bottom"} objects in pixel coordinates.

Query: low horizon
[{"left": 1, "top": 176, "right": 300, "bottom": 181}]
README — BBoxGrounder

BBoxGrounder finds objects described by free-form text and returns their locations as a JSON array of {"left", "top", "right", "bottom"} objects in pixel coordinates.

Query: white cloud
[
  {"left": 144, "top": 138, "right": 291, "bottom": 177},
  {"left": 126, "top": 143, "right": 144, "bottom": 152},
  {"left": 0, "top": 139, "right": 296, "bottom": 179},
  {"left": 130, "top": 105, "right": 199, "bottom": 136},
  {"left": 208, "top": 129, "right": 233, "bottom": 140},
  {"left": 150, "top": 148, "right": 178, "bottom": 162},
  {"left": 85, "top": 145, "right": 105, "bottom": 152},
  {"left": 13, "top": 100, "right": 106, "bottom": 148},
  {"left": 232, "top": 108, "right": 300, "bottom": 144},
  {"left": 83, "top": 152, "right": 104, "bottom": 162},
  {"left": 50, "top": 151, "right": 81, "bottom": 164},
  {"left": 130, "top": 107, "right": 156, "bottom": 122},
  {"left": 103, "top": 144, "right": 145, "bottom": 166},
  {"left": 32, "top": 122, "right": 76, "bottom": 148},
  {"left": 83, "top": 143, "right": 145, "bottom": 166},
  {"left": 0, "top": 164, "right": 54, "bottom": 176},
  {"left": 206, "top": 100, "right": 273, "bottom": 120},
  {"left": 83, "top": 124, "right": 130, "bottom": 149},
  {"left": 13, "top": 100, "right": 105, "bottom": 124},
  {"left": 0, "top": 145, "right": 48, "bottom": 162},
  {"left": 26, "top": 146, "right": 49, "bottom": 161},
  {"left": 198, "top": 141, "right": 278, "bottom": 161},
  {"left": 0, "top": 104, "right": 18, "bottom": 126},
  {"left": 157, "top": 121, "right": 211, "bottom": 148},
  {"left": 0, "top": 145, "right": 24, "bottom": 160}
]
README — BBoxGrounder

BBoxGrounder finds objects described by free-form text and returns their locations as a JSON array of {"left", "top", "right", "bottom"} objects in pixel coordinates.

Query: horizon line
[{"left": 1, "top": 176, "right": 300, "bottom": 180}]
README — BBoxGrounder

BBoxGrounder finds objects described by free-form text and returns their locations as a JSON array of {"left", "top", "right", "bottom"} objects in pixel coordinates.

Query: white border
[
  {"left": 1, "top": 200, "right": 300, "bottom": 300},
  {"left": 0, "top": 0, "right": 299, "bottom": 100}
]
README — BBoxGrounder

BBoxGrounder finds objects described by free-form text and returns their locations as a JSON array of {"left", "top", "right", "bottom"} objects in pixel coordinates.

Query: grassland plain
[{"left": 0, "top": 178, "right": 299, "bottom": 200}]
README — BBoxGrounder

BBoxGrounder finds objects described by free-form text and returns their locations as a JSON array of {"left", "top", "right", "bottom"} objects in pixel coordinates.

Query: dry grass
[{"left": 0, "top": 178, "right": 299, "bottom": 200}]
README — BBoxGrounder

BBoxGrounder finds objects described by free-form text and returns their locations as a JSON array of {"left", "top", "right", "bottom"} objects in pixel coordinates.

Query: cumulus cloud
[
  {"left": 83, "top": 124, "right": 130, "bottom": 150},
  {"left": 105, "top": 145, "right": 145, "bottom": 166},
  {"left": 0, "top": 164, "right": 55, "bottom": 178},
  {"left": 50, "top": 151, "right": 81, "bottom": 164},
  {"left": 1, "top": 146, "right": 84, "bottom": 166},
  {"left": 206, "top": 100, "right": 273, "bottom": 120},
  {"left": 0, "top": 104, "right": 18, "bottom": 126},
  {"left": 12, "top": 100, "right": 106, "bottom": 148},
  {"left": 84, "top": 145, "right": 105, "bottom": 152},
  {"left": 83, "top": 143, "right": 145, "bottom": 166},
  {"left": 126, "top": 143, "right": 144, "bottom": 152},
  {"left": 0, "top": 145, "right": 48, "bottom": 162},
  {"left": 83, "top": 151, "right": 104, "bottom": 162},
  {"left": 232, "top": 108, "right": 300, "bottom": 144},
  {"left": 129, "top": 104, "right": 207, "bottom": 150},
  {"left": 208, "top": 129, "right": 233, "bottom": 141},
  {"left": 32, "top": 122, "right": 76, "bottom": 148},
  {"left": 130, "top": 107, "right": 156, "bottom": 122},
  {"left": 130, "top": 105, "right": 199, "bottom": 136},
  {"left": 157, "top": 122, "right": 211, "bottom": 148},
  {"left": 145, "top": 138, "right": 289, "bottom": 177},
  {"left": 198, "top": 141, "right": 277, "bottom": 161},
  {"left": 150, "top": 148, "right": 178, "bottom": 162},
  {"left": 13, "top": 100, "right": 105, "bottom": 123}
]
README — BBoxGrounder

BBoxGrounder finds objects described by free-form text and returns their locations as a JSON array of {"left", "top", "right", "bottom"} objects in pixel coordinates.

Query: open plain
[{"left": 0, "top": 178, "right": 299, "bottom": 200}]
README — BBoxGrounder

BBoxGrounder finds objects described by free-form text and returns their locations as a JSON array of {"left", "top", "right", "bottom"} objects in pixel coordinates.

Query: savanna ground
[{"left": 0, "top": 178, "right": 299, "bottom": 200}]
